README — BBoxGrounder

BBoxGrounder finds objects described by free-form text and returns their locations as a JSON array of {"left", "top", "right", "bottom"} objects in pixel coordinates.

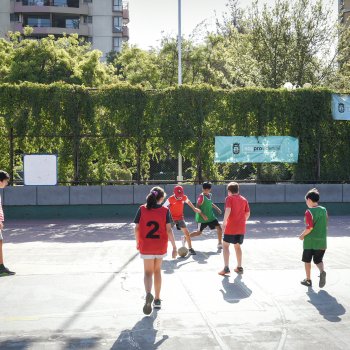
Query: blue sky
[{"left": 128, "top": 0, "right": 338, "bottom": 50}]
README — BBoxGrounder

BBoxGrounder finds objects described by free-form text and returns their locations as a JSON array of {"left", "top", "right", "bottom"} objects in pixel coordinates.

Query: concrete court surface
[{"left": 0, "top": 216, "right": 349, "bottom": 350}]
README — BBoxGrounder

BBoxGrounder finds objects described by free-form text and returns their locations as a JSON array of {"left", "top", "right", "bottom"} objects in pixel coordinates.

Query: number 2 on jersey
[{"left": 146, "top": 221, "right": 160, "bottom": 239}]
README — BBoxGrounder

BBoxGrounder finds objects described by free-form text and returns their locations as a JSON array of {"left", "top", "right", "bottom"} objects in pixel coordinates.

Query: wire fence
[{"left": 2, "top": 132, "right": 342, "bottom": 186}]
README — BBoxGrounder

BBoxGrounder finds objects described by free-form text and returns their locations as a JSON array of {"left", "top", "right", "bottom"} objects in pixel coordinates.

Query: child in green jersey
[
  {"left": 190, "top": 182, "right": 223, "bottom": 249},
  {"left": 299, "top": 188, "right": 327, "bottom": 288}
]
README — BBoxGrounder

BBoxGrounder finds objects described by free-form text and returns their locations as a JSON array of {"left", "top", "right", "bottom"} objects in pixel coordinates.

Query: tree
[
  {"left": 244, "top": 0, "right": 335, "bottom": 88},
  {"left": 0, "top": 27, "right": 116, "bottom": 87}
]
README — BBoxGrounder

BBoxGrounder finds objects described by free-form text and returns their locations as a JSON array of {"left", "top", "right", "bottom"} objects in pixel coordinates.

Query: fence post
[
  {"left": 136, "top": 139, "right": 142, "bottom": 184},
  {"left": 317, "top": 140, "right": 321, "bottom": 181},
  {"left": 9, "top": 127, "right": 14, "bottom": 184},
  {"left": 73, "top": 135, "right": 80, "bottom": 184}
]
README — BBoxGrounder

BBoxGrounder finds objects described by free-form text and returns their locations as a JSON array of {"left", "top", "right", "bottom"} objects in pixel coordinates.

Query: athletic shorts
[
  {"left": 223, "top": 234, "right": 244, "bottom": 245},
  {"left": 140, "top": 253, "right": 167, "bottom": 259},
  {"left": 302, "top": 249, "right": 325, "bottom": 264},
  {"left": 0, "top": 230, "right": 3, "bottom": 240},
  {"left": 198, "top": 219, "right": 220, "bottom": 231},
  {"left": 171, "top": 220, "right": 187, "bottom": 230}
]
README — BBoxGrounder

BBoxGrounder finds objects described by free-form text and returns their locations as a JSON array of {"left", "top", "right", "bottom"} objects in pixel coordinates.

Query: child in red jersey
[
  {"left": 163, "top": 185, "right": 201, "bottom": 255},
  {"left": 134, "top": 186, "right": 177, "bottom": 315},
  {"left": 219, "top": 182, "right": 250, "bottom": 276}
]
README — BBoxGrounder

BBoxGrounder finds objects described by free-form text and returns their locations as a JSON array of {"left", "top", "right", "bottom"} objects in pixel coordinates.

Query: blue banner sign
[
  {"left": 215, "top": 136, "right": 299, "bottom": 163},
  {"left": 332, "top": 94, "right": 350, "bottom": 120}
]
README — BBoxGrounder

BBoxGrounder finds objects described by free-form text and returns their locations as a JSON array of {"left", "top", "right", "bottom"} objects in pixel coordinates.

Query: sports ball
[{"left": 177, "top": 246, "right": 188, "bottom": 257}]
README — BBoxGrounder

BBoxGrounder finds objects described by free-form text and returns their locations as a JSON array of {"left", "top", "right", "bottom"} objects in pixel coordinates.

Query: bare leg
[
  {"left": 216, "top": 226, "right": 222, "bottom": 244},
  {"left": 190, "top": 230, "right": 202, "bottom": 238},
  {"left": 222, "top": 241, "right": 230, "bottom": 267},
  {"left": 316, "top": 262, "right": 324, "bottom": 272},
  {"left": 305, "top": 262, "right": 311, "bottom": 280},
  {"left": 143, "top": 259, "right": 155, "bottom": 294},
  {"left": 181, "top": 227, "right": 192, "bottom": 248},
  {"left": 154, "top": 258, "right": 163, "bottom": 299},
  {"left": 234, "top": 243, "right": 242, "bottom": 267},
  {"left": 0, "top": 240, "right": 3, "bottom": 265}
]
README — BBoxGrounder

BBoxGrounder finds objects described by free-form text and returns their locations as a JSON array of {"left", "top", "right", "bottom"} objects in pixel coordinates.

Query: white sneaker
[{"left": 217, "top": 243, "right": 223, "bottom": 249}]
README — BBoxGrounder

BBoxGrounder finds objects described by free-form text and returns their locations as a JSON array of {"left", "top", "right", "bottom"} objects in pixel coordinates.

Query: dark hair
[
  {"left": 305, "top": 188, "right": 320, "bottom": 203},
  {"left": 146, "top": 186, "right": 166, "bottom": 209},
  {"left": 0, "top": 170, "right": 10, "bottom": 182},
  {"left": 227, "top": 181, "right": 239, "bottom": 194},
  {"left": 202, "top": 182, "right": 212, "bottom": 190}
]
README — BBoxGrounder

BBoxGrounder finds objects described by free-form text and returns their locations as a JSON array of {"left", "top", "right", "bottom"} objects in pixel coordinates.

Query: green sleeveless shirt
[
  {"left": 195, "top": 193, "right": 217, "bottom": 223},
  {"left": 304, "top": 206, "right": 327, "bottom": 250}
]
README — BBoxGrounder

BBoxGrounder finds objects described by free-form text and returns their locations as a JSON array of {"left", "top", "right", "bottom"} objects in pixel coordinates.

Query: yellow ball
[{"left": 177, "top": 246, "right": 188, "bottom": 257}]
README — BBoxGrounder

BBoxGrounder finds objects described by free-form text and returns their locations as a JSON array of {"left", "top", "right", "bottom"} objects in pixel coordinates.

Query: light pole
[{"left": 177, "top": 0, "right": 183, "bottom": 183}]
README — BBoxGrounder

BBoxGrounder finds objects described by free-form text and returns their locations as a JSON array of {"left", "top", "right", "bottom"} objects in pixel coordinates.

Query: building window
[
  {"left": 23, "top": 0, "right": 46, "bottom": 5},
  {"left": 10, "top": 13, "right": 20, "bottom": 22},
  {"left": 113, "top": 37, "right": 121, "bottom": 51},
  {"left": 113, "top": 16, "right": 122, "bottom": 32},
  {"left": 53, "top": 0, "right": 80, "bottom": 7},
  {"left": 83, "top": 16, "right": 92, "bottom": 24},
  {"left": 52, "top": 14, "right": 79, "bottom": 28},
  {"left": 113, "top": 0, "right": 122, "bottom": 11},
  {"left": 84, "top": 0, "right": 92, "bottom": 3},
  {"left": 24, "top": 15, "right": 51, "bottom": 27}
]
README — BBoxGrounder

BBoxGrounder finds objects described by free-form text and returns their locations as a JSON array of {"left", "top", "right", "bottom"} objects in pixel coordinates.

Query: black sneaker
[
  {"left": 0, "top": 266, "right": 15, "bottom": 277},
  {"left": 188, "top": 248, "right": 196, "bottom": 255},
  {"left": 301, "top": 279, "right": 312, "bottom": 287},
  {"left": 319, "top": 271, "right": 326, "bottom": 288},
  {"left": 153, "top": 299, "right": 161, "bottom": 309},
  {"left": 143, "top": 292, "right": 154, "bottom": 315}
]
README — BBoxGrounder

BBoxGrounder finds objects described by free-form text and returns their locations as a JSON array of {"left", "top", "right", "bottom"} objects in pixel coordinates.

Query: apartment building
[{"left": 0, "top": 0, "right": 129, "bottom": 59}]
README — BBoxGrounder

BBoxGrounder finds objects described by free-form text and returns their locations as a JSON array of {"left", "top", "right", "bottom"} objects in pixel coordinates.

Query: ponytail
[{"left": 146, "top": 186, "right": 165, "bottom": 209}]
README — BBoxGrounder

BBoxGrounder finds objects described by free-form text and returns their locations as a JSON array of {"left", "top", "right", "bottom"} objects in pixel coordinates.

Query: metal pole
[
  {"left": 177, "top": 0, "right": 183, "bottom": 183},
  {"left": 178, "top": 0, "right": 182, "bottom": 86}
]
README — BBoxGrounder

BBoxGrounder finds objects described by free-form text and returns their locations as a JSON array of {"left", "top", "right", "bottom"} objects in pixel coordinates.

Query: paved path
[{"left": 0, "top": 217, "right": 349, "bottom": 349}]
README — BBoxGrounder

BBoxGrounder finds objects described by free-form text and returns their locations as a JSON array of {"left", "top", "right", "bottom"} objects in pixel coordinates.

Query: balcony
[
  {"left": 14, "top": 22, "right": 89, "bottom": 36},
  {"left": 122, "top": 8, "right": 129, "bottom": 23},
  {"left": 122, "top": 25, "right": 129, "bottom": 38},
  {"left": 15, "top": 1, "right": 89, "bottom": 15}
]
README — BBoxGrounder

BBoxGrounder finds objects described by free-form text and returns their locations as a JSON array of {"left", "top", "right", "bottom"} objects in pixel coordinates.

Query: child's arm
[
  {"left": 299, "top": 228, "right": 312, "bottom": 240},
  {"left": 134, "top": 223, "right": 140, "bottom": 250},
  {"left": 185, "top": 198, "right": 201, "bottom": 214},
  {"left": 222, "top": 207, "right": 231, "bottom": 232},
  {"left": 212, "top": 203, "right": 222, "bottom": 215},
  {"left": 196, "top": 194, "right": 208, "bottom": 220},
  {"left": 166, "top": 223, "right": 177, "bottom": 258}
]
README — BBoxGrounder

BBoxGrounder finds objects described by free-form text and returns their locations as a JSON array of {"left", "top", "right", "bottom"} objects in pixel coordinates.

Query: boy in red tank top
[
  {"left": 163, "top": 185, "right": 201, "bottom": 255},
  {"left": 134, "top": 186, "right": 177, "bottom": 315},
  {"left": 219, "top": 182, "right": 250, "bottom": 276}
]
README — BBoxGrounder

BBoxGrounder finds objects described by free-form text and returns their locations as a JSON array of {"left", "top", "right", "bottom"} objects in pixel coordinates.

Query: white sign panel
[{"left": 23, "top": 154, "right": 58, "bottom": 186}]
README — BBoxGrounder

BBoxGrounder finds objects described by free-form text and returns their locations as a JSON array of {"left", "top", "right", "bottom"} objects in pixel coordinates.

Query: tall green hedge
[{"left": 0, "top": 82, "right": 349, "bottom": 183}]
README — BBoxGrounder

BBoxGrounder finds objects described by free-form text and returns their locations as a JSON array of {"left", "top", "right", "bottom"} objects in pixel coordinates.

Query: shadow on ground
[
  {"left": 111, "top": 310, "right": 168, "bottom": 350},
  {"left": 3, "top": 216, "right": 350, "bottom": 244},
  {"left": 307, "top": 289, "right": 346, "bottom": 322},
  {"left": 220, "top": 275, "right": 252, "bottom": 303},
  {"left": 0, "top": 336, "right": 103, "bottom": 350},
  {"left": 162, "top": 250, "right": 220, "bottom": 274}
]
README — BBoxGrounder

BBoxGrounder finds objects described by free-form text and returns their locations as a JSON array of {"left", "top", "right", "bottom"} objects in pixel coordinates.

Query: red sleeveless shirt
[{"left": 138, "top": 205, "right": 169, "bottom": 255}]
